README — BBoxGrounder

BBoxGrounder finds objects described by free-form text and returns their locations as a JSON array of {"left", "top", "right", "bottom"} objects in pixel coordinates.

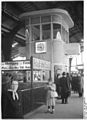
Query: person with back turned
[{"left": 60, "top": 72, "right": 70, "bottom": 104}]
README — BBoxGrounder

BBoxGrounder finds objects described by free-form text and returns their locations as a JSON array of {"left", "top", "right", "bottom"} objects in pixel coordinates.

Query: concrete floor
[{"left": 24, "top": 93, "right": 83, "bottom": 119}]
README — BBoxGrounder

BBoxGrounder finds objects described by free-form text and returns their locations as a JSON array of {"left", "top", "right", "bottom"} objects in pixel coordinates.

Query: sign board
[
  {"left": 33, "top": 57, "right": 51, "bottom": 70},
  {"left": 1, "top": 60, "right": 30, "bottom": 70},
  {"left": 64, "top": 43, "right": 80, "bottom": 55},
  {"left": 35, "top": 42, "right": 47, "bottom": 53}
]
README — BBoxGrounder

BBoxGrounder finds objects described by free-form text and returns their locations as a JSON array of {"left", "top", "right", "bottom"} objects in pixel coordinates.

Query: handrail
[{"left": 19, "top": 86, "right": 45, "bottom": 92}]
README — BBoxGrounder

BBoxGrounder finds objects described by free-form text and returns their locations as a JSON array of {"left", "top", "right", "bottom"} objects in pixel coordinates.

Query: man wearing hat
[{"left": 60, "top": 72, "right": 70, "bottom": 104}]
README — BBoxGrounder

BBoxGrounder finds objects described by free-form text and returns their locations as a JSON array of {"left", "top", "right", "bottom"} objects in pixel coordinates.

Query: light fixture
[{"left": 12, "top": 42, "right": 18, "bottom": 48}]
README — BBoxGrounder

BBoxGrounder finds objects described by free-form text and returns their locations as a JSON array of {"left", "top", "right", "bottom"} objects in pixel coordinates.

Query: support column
[{"left": 69, "top": 57, "right": 72, "bottom": 74}]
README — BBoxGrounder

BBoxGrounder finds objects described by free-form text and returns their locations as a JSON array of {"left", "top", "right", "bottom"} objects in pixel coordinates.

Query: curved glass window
[
  {"left": 31, "top": 17, "right": 40, "bottom": 24},
  {"left": 53, "top": 23, "right": 61, "bottom": 39},
  {"left": 31, "top": 25, "right": 40, "bottom": 41},
  {"left": 42, "top": 24, "right": 51, "bottom": 40},
  {"left": 61, "top": 26, "right": 66, "bottom": 42}
]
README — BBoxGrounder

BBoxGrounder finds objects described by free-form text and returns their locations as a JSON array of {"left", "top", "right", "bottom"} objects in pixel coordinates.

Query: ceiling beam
[
  {"left": 2, "top": 26, "right": 26, "bottom": 46},
  {"left": 2, "top": 9, "right": 19, "bottom": 21},
  {"left": 70, "top": 31, "right": 82, "bottom": 39},
  {"left": 2, "top": 25, "right": 25, "bottom": 38}
]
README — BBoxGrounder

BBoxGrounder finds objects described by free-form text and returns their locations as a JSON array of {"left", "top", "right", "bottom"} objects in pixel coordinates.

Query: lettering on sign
[
  {"left": 1, "top": 61, "right": 30, "bottom": 70},
  {"left": 33, "top": 57, "right": 50, "bottom": 70}
]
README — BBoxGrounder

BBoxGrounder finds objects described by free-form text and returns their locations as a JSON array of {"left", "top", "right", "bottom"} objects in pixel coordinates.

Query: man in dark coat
[
  {"left": 60, "top": 72, "right": 70, "bottom": 104},
  {"left": 56, "top": 74, "right": 61, "bottom": 98},
  {"left": 76, "top": 73, "right": 83, "bottom": 97},
  {"left": 66, "top": 73, "right": 72, "bottom": 90}
]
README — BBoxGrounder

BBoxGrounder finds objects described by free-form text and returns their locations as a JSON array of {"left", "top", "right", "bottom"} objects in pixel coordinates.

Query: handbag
[
  {"left": 54, "top": 91, "right": 58, "bottom": 97},
  {"left": 51, "top": 91, "right": 58, "bottom": 98}
]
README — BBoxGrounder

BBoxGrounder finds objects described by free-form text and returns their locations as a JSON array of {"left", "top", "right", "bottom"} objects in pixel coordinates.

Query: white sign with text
[
  {"left": 35, "top": 42, "right": 47, "bottom": 53},
  {"left": 1, "top": 61, "right": 30, "bottom": 70}
]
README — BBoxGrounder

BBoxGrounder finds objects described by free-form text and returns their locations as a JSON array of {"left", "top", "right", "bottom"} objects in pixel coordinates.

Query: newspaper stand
[{"left": 1, "top": 56, "right": 51, "bottom": 118}]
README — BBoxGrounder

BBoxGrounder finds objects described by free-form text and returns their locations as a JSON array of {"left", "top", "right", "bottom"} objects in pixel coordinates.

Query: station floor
[{"left": 24, "top": 92, "right": 83, "bottom": 119}]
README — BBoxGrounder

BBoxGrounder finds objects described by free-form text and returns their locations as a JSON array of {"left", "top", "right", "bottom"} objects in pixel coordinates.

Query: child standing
[{"left": 46, "top": 79, "right": 58, "bottom": 114}]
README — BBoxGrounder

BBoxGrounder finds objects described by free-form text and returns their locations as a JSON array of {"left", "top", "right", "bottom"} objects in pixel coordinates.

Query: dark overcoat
[{"left": 60, "top": 76, "right": 70, "bottom": 98}]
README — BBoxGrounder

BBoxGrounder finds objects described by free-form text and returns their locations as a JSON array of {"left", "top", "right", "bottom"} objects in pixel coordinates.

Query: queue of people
[
  {"left": 55, "top": 72, "right": 83, "bottom": 98},
  {"left": 71, "top": 72, "right": 83, "bottom": 97}
]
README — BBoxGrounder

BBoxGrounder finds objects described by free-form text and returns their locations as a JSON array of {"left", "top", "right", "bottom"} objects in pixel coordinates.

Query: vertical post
[
  {"left": 30, "top": 56, "right": 33, "bottom": 110},
  {"left": 69, "top": 57, "right": 72, "bottom": 75},
  {"left": 51, "top": 16, "right": 54, "bottom": 82},
  {"left": 49, "top": 70, "right": 51, "bottom": 79},
  {"left": 31, "top": 56, "right": 33, "bottom": 89}
]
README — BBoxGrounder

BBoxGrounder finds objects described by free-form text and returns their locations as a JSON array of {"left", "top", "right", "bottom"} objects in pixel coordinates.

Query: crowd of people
[
  {"left": 45, "top": 71, "right": 83, "bottom": 114},
  {"left": 56, "top": 72, "right": 83, "bottom": 97}
]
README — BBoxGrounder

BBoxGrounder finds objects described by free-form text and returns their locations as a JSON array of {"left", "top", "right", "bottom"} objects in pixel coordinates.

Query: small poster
[{"left": 35, "top": 42, "right": 47, "bottom": 53}]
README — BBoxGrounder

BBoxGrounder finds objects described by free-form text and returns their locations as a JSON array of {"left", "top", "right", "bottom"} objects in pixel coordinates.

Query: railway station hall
[{"left": 1, "top": 1, "right": 84, "bottom": 119}]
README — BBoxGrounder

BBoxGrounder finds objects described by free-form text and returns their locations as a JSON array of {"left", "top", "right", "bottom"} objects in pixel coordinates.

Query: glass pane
[
  {"left": 53, "top": 23, "right": 61, "bottom": 39},
  {"left": 61, "top": 26, "right": 69, "bottom": 43},
  {"left": 61, "top": 26, "right": 66, "bottom": 42},
  {"left": 41, "top": 16, "right": 51, "bottom": 23},
  {"left": 66, "top": 30, "right": 69, "bottom": 43},
  {"left": 33, "top": 71, "right": 41, "bottom": 81},
  {"left": 31, "top": 17, "right": 40, "bottom": 24},
  {"left": 42, "top": 71, "right": 49, "bottom": 81},
  {"left": 31, "top": 25, "right": 40, "bottom": 41},
  {"left": 42, "top": 24, "right": 51, "bottom": 40}
]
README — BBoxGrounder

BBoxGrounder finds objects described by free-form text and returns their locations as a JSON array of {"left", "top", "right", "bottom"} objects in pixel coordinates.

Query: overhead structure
[{"left": 1, "top": 1, "right": 83, "bottom": 61}]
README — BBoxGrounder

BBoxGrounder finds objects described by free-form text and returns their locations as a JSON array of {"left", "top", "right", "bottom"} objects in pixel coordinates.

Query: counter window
[
  {"left": 31, "top": 25, "right": 40, "bottom": 41},
  {"left": 33, "top": 70, "right": 50, "bottom": 82},
  {"left": 42, "top": 24, "right": 51, "bottom": 40},
  {"left": 42, "top": 71, "right": 49, "bottom": 81},
  {"left": 33, "top": 71, "right": 41, "bottom": 81}
]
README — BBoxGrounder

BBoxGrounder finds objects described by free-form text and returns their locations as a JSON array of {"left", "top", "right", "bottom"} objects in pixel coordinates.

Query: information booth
[
  {"left": 20, "top": 8, "right": 74, "bottom": 82},
  {"left": 1, "top": 57, "right": 51, "bottom": 118}
]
